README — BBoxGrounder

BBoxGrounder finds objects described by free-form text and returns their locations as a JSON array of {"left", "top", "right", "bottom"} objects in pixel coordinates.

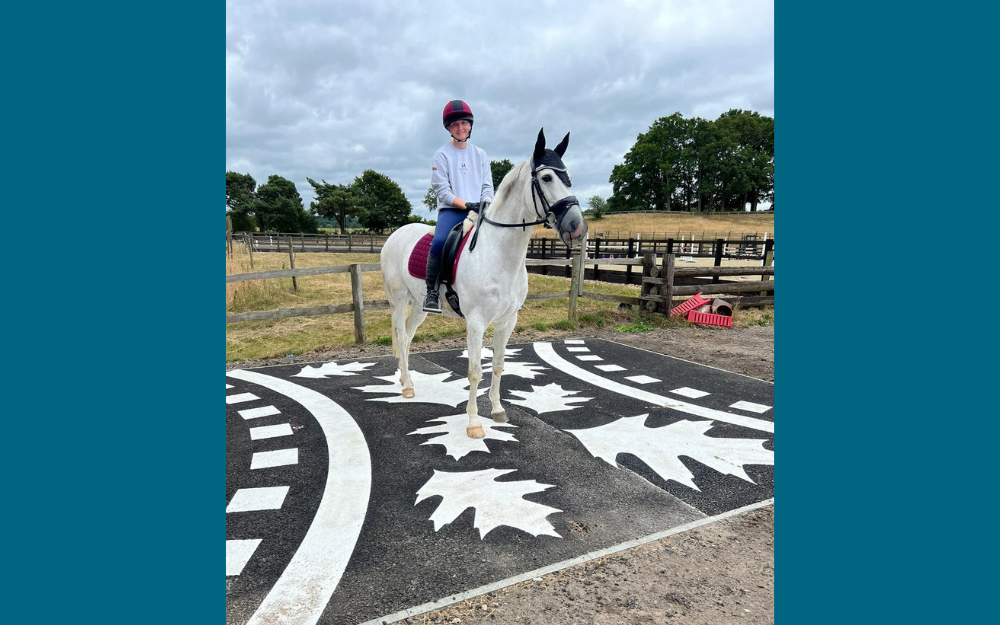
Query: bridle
[{"left": 470, "top": 161, "right": 579, "bottom": 251}]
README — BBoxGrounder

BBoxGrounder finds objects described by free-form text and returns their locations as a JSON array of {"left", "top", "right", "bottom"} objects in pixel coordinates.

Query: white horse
[{"left": 380, "top": 128, "right": 588, "bottom": 438}]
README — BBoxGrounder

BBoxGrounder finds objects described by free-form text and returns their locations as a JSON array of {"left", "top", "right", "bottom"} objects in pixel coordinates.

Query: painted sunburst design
[
  {"left": 408, "top": 414, "right": 518, "bottom": 460},
  {"left": 415, "top": 468, "right": 562, "bottom": 538},
  {"left": 485, "top": 361, "right": 548, "bottom": 379},
  {"left": 352, "top": 370, "right": 487, "bottom": 406},
  {"left": 566, "top": 415, "right": 774, "bottom": 491},
  {"left": 293, "top": 361, "right": 376, "bottom": 378},
  {"left": 460, "top": 347, "right": 523, "bottom": 361},
  {"left": 506, "top": 383, "right": 593, "bottom": 414}
]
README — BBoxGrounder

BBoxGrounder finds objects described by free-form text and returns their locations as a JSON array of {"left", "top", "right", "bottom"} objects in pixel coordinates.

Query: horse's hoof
[
  {"left": 491, "top": 411, "right": 508, "bottom": 423},
  {"left": 402, "top": 388, "right": 415, "bottom": 399},
  {"left": 467, "top": 425, "right": 485, "bottom": 438}
]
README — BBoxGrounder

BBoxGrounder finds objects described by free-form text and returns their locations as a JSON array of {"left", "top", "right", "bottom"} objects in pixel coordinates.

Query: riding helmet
[{"left": 442, "top": 100, "right": 474, "bottom": 129}]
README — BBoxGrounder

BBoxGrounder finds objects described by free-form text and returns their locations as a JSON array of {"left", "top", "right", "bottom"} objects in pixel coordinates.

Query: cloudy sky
[{"left": 226, "top": 0, "right": 773, "bottom": 219}]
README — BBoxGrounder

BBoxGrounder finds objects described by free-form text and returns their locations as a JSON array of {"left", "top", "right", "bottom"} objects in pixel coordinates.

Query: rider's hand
[{"left": 465, "top": 201, "right": 480, "bottom": 212}]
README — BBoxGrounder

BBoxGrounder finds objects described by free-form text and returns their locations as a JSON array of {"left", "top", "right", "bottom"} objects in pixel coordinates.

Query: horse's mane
[{"left": 488, "top": 158, "right": 531, "bottom": 213}]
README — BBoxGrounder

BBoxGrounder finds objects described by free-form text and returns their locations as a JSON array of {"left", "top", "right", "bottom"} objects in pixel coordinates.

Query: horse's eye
[{"left": 542, "top": 175, "right": 553, "bottom": 182}]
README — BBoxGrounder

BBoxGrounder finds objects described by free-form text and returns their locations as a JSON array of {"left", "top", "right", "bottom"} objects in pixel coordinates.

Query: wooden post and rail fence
[{"left": 226, "top": 249, "right": 774, "bottom": 344}]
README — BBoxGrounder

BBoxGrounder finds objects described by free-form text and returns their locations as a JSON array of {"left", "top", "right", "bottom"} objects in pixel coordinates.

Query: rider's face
[{"left": 448, "top": 120, "right": 471, "bottom": 139}]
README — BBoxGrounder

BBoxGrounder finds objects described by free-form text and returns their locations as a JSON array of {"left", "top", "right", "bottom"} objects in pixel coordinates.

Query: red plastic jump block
[
  {"left": 686, "top": 310, "right": 733, "bottom": 328},
  {"left": 670, "top": 292, "right": 711, "bottom": 317}
]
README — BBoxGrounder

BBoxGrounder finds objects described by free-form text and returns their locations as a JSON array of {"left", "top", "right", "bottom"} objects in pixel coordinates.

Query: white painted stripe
[
  {"left": 534, "top": 342, "right": 773, "bottom": 433},
  {"left": 566, "top": 347, "right": 590, "bottom": 352},
  {"left": 227, "top": 486, "right": 290, "bottom": 512},
  {"left": 227, "top": 384, "right": 234, "bottom": 389},
  {"left": 730, "top": 400, "right": 772, "bottom": 414},
  {"left": 239, "top": 405, "right": 281, "bottom": 420},
  {"left": 671, "top": 387, "right": 710, "bottom": 399},
  {"left": 252, "top": 448, "right": 299, "bottom": 469},
  {"left": 563, "top": 339, "right": 585, "bottom": 344},
  {"left": 625, "top": 375, "right": 660, "bottom": 384},
  {"left": 226, "top": 539, "right": 262, "bottom": 576},
  {"left": 226, "top": 392, "right": 259, "bottom": 405},
  {"left": 227, "top": 369, "right": 371, "bottom": 625},
  {"left": 359, "top": 499, "right": 774, "bottom": 625},
  {"left": 249, "top": 424, "right": 293, "bottom": 440},
  {"left": 576, "top": 355, "right": 603, "bottom": 361},
  {"left": 596, "top": 364, "right": 626, "bottom": 372}
]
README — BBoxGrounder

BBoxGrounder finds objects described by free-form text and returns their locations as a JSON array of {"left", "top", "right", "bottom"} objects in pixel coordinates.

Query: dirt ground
[{"left": 227, "top": 324, "right": 774, "bottom": 625}]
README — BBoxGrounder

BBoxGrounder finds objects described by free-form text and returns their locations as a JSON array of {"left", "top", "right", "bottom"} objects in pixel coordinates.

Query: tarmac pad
[{"left": 226, "top": 337, "right": 774, "bottom": 625}]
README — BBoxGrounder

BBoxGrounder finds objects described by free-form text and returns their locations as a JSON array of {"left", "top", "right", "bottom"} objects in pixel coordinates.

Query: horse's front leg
[
  {"left": 392, "top": 305, "right": 415, "bottom": 398},
  {"left": 488, "top": 312, "right": 518, "bottom": 423},
  {"left": 465, "top": 318, "right": 487, "bottom": 438}
]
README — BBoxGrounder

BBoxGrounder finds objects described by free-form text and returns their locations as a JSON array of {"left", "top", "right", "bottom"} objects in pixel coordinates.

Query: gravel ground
[{"left": 227, "top": 323, "right": 775, "bottom": 625}]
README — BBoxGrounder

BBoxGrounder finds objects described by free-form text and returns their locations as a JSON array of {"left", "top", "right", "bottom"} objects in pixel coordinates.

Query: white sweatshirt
[{"left": 431, "top": 141, "right": 495, "bottom": 210}]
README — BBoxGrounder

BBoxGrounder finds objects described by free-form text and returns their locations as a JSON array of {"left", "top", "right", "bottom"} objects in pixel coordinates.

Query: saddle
[{"left": 408, "top": 219, "right": 475, "bottom": 317}]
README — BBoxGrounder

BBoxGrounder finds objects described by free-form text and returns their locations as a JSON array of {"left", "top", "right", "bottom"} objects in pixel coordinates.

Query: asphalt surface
[{"left": 226, "top": 337, "right": 774, "bottom": 625}]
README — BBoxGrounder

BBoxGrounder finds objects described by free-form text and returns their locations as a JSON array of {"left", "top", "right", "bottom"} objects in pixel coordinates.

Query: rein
[{"left": 469, "top": 163, "right": 578, "bottom": 251}]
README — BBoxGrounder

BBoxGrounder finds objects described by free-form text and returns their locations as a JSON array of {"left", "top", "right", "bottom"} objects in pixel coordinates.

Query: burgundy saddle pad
[{"left": 407, "top": 229, "right": 475, "bottom": 282}]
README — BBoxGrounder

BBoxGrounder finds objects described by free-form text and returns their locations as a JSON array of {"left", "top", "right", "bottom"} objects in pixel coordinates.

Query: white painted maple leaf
[
  {"left": 415, "top": 468, "right": 562, "bottom": 539},
  {"left": 566, "top": 415, "right": 774, "bottom": 491},
  {"left": 352, "top": 370, "right": 487, "bottom": 406},
  {"left": 408, "top": 414, "right": 518, "bottom": 460},
  {"left": 506, "top": 383, "right": 593, "bottom": 414},
  {"left": 484, "top": 361, "right": 548, "bottom": 379},
  {"left": 461, "top": 347, "right": 523, "bottom": 361},
  {"left": 293, "top": 361, "right": 376, "bottom": 378}
]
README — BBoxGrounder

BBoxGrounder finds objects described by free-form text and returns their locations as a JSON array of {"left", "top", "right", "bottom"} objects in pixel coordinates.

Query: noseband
[{"left": 470, "top": 162, "right": 579, "bottom": 251}]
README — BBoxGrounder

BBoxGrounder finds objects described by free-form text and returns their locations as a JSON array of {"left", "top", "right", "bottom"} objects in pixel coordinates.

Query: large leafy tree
[
  {"left": 423, "top": 187, "right": 437, "bottom": 213},
  {"left": 226, "top": 171, "right": 258, "bottom": 231},
  {"left": 352, "top": 169, "right": 412, "bottom": 234},
  {"left": 490, "top": 158, "right": 514, "bottom": 194},
  {"left": 608, "top": 110, "right": 773, "bottom": 213},
  {"left": 255, "top": 175, "right": 317, "bottom": 233},
  {"left": 308, "top": 178, "right": 363, "bottom": 234}
]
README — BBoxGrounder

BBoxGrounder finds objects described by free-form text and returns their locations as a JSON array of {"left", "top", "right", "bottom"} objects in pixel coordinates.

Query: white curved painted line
[
  {"left": 532, "top": 342, "right": 774, "bottom": 434},
  {"left": 227, "top": 369, "right": 372, "bottom": 625}
]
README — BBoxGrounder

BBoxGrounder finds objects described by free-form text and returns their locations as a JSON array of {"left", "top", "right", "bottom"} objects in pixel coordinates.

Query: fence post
[
  {"left": 349, "top": 263, "right": 366, "bottom": 344},
  {"left": 541, "top": 239, "right": 548, "bottom": 275},
  {"left": 661, "top": 253, "right": 674, "bottom": 315},
  {"left": 348, "top": 234, "right": 353, "bottom": 252},
  {"left": 626, "top": 238, "right": 635, "bottom": 284},
  {"left": 592, "top": 237, "right": 601, "bottom": 282},
  {"left": 713, "top": 238, "right": 724, "bottom": 283},
  {"left": 641, "top": 252, "right": 657, "bottom": 312},
  {"left": 568, "top": 249, "right": 583, "bottom": 322},
  {"left": 300, "top": 234, "right": 305, "bottom": 252},
  {"left": 247, "top": 233, "right": 255, "bottom": 270},
  {"left": 761, "top": 239, "right": 774, "bottom": 297},
  {"left": 287, "top": 235, "right": 297, "bottom": 293}
]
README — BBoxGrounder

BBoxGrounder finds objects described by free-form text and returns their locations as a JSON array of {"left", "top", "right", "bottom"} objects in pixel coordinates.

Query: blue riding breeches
[{"left": 430, "top": 208, "right": 469, "bottom": 257}]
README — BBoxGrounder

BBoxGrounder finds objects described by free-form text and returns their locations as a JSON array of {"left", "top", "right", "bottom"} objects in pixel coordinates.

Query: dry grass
[
  {"left": 531, "top": 211, "right": 774, "bottom": 240},
  {"left": 225, "top": 242, "right": 772, "bottom": 362}
]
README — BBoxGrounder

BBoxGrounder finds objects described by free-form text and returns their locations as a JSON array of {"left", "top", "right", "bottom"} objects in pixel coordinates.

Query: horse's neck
[{"left": 479, "top": 195, "right": 536, "bottom": 263}]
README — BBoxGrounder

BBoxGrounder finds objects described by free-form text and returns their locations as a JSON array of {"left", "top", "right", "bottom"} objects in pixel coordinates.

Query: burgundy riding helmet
[{"left": 442, "top": 100, "right": 474, "bottom": 129}]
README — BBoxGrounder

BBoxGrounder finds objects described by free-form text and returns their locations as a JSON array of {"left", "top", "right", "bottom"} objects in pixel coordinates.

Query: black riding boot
[{"left": 423, "top": 253, "right": 443, "bottom": 313}]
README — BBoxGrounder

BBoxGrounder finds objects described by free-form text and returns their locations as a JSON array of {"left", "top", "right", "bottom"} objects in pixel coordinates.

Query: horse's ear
[
  {"left": 554, "top": 132, "right": 570, "bottom": 157},
  {"left": 533, "top": 128, "right": 546, "bottom": 163}
]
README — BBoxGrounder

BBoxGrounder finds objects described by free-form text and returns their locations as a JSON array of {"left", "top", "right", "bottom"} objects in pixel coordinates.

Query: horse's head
[{"left": 532, "top": 128, "right": 588, "bottom": 249}]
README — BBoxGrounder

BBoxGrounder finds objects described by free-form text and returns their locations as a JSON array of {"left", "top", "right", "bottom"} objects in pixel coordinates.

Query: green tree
[
  {"left": 423, "top": 187, "right": 437, "bottom": 213},
  {"left": 587, "top": 195, "right": 607, "bottom": 218},
  {"left": 308, "top": 178, "right": 363, "bottom": 234},
  {"left": 255, "top": 175, "right": 317, "bottom": 233},
  {"left": 226, "top": 171, "right": 258, "bottom": 231},
  {"left": 490, "top": 159, "right": 514, "bottom": 193},
  {"left": 352, "top": 169, "right": 412, "bottom": 234}
]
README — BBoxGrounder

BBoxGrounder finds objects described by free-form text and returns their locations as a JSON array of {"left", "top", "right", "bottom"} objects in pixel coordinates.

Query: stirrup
[{"left": 422, "top": 291, "right": 442, "bottom": 313}]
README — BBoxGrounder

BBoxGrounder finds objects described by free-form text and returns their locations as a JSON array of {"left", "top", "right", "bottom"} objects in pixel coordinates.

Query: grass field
[
  {"left": 533, "top": 211, "right": 774, "bottom": 240},
  {"left": 226, "top": 239, "right": 774, "bottom": 362}
]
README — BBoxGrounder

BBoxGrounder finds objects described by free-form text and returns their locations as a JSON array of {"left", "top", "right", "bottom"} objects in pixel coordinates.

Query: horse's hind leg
[
  {"left": 488, "top": 311, "right": 518, "bottom": 423},
  {"left": 391, "top": 304, "right": 416, "bottom": 399},
  {"left": 464, "top": 317, "right": 487, "bottom": 438}
]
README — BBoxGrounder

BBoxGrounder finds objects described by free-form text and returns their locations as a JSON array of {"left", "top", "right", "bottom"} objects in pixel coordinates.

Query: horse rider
[{"left": 424, "top": 99, "right": 495, "bottom": 313}]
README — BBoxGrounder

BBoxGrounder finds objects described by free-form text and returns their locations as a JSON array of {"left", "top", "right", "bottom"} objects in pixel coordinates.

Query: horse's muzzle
[{"left": 556, "top": 204, "right": 588, "bottom": 248}]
